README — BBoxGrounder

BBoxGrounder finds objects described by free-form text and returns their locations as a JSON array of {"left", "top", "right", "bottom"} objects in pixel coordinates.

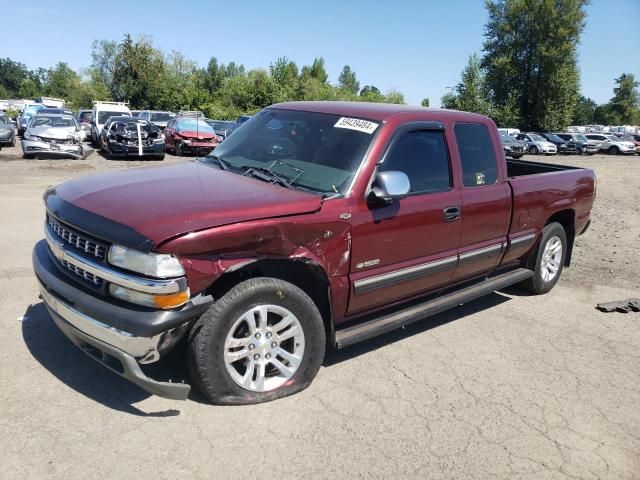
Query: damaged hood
[
  {"left": 46, "top": 161, "right": 323, "bottom": 249},
  {"left": 28, "top": 126, "right": 78, "bottom": 140}
]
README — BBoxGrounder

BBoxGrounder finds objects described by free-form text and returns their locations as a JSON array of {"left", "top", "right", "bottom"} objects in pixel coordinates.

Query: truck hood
[{"left": 47, "top": 161, "right": 322, "bottom": 249}]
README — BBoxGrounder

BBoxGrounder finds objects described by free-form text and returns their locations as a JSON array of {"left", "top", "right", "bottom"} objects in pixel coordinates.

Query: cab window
[
  {"left": 379, "top": 130, "right": 451, "bottom": 194},
  {"left": 454, "top": 123, "right": 498, "bottom": 187}
]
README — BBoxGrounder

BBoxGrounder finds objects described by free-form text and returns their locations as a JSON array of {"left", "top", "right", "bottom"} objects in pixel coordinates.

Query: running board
[{"left": 335, "top": 268, "right": 533, "bottom": 349}]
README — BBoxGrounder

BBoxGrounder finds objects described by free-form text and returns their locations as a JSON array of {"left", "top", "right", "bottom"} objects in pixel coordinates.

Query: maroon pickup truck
[{"left": 33, "top": 102, "right": 596, "bottom": 404}]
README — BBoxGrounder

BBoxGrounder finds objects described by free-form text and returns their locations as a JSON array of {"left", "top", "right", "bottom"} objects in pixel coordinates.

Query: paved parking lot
[{"left": 0, "top": 145, "right": 638, "bottom": 479}]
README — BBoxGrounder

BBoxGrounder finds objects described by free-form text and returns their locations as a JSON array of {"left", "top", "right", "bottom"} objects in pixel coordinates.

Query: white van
[
  {"left": 497, "top": 128, "right": 520, "bottom": 136},
  {"left": 91, "top": 101, "right": 132, "bottom": 147}
]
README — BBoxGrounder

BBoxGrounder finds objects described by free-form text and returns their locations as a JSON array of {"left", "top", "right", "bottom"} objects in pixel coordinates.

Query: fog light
[{"left": 109, "top": 284, "right": 190, "bottom": 309}]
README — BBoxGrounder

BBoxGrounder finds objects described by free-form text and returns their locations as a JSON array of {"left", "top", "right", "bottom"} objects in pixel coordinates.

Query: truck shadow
[
  {"left": 22, "top": 291, "right": 514, "bottom": 413},
  {"left": 324, "top": 291, "right": 512, "bottom": 366},
  {"left": 21, "top": 302, "right": 184, "bottom": 416}
]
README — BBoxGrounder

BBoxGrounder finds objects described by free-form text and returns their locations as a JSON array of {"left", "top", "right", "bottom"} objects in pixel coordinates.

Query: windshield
[
  {"left": 98, "top": 111, "right": 129, "bottom": 124},
  {"left": 31, "top": 116, "right": 75, "bottom": 128},
  {"left": 530, "top": 134, "right": 546, "bottom": 142},
  {"left": 545, "top": 134, "right": 563, "bottom": 142},
  {"left": 572, "top": 134, "right": 586, "bottom": 142},
  {"left": 176, "top": 118, "right": 214, "bottom": 132},
  {"left": 0, "top": 115, "right": 9, "bottom": 124},
  {"left": 78, "top": 111, "right": 93, "bottom": 122},
  {"left": 150, "top": 112, "right": 174, "bottom": 122},
  {"left": 23, "top": 105, "right": 43, "bottom": 116},
  {"left": 500, "top": 135, "right": 516, "bottom": 142},
  {"left": 208, "top": 121, "right": 234, "bottom": 130},
  {"left": 202, "top": 108, "right": 380, "bottom": 195}
]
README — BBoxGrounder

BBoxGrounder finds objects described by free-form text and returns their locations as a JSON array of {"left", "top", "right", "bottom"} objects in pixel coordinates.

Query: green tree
[
  {"left": 482, "top": 0, "right": 588, "bottom": 130},
  {"left": 0, "top": 58, "right": 30, "bottom": 97},
  {"left": 571, "top": 95, "right": 597, "bottom": 125},
  {"left": 593, "top": 103, "right": 620, "bottom": 125},
  {"left": 338, "top": 65, "right": 360, "bottom": 94},
  {"left": 421, "top": 97, "right": 430, "bottom": 107},
  {"left": 609, "top": 73, "right": 640, "bottom": 124},
  {"left": 441, "top": 54, "right": 492, "bottom": 115},
  {"left": 204, "top": 57, "right": 225, "bottom": 93},
  {"left": 269, "top": 57, "right": 299, "bottom": 101},
  {"left": 359, "top": 85, "right": 384, "bottom": 102},
  {"left": 44, "top": 62, "right": 81, "bottom": 100},
  {"left": 384, "top": 89, "right": 405, "bottom": 104}
]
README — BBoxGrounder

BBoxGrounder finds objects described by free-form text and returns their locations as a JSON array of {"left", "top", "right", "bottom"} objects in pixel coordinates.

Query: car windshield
[
  {"left": 573, "top": 134, "right": 587, "bottom": 142},
  {"left": 202, "top": 108, "right": 381, "bottom": 195},
  {"left": 0, "top": 115, "right": 9, "bottom": 124},
  {"left": 530, "top": 134, "right": 546, "bottom": 141},
  {"left": 176, "top": 118, "right": 214, "bottom": 132},
  {"left": 24, "top": 105, "right": 42, "bottom": 116},
  {"left": 31, "top": 116, "right": 75, "bottom": 128},
  {"left": 98, "top": 111, "right": 128, "bottom": 124},
  {"left": 501, "top": 135, "right": 516, "bottom": 142},
  {"left": 78, "top": 111, "right": 92, "bottom": 122},
  {"left": 545, "top": 134, "right": 563, "bottom": 142},
  {"left": 150, "top": 112, "right": 174, "bottom": 121},
  {"left": 209, "top": 121, "right": 234, "bottom": 130}
]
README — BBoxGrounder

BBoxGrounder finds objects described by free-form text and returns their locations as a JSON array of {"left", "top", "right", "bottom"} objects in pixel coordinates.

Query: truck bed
[{"left": 506, "top": 158, "right": 583, "bottom": 177}]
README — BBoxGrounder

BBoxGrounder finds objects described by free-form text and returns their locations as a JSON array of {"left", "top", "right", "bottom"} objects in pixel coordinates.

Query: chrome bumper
[{"left": 39, "top": 283, "right": 162, "bottom": 361}]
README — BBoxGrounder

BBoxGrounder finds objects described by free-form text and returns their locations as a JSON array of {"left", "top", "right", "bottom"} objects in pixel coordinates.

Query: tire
[
  {"left": 529, "top": 145, "right": 539, "bottom": 154},
  {"left": 175, "top": 141, "right": 182, "bottom": 157},
  {"left": 519, "top": 222, "right": 567, "bottom": 294},
  {"left": 512, "top": 154, "right": 523, "bottom": 159},
  {"left": 188, "top": 277, "right": 326, "bottom": 405},
  {"left": 23, "top": 154, "right": 35, "bottom": 159},
  {"left": 608, "top": 145, "right": 619, "bottom": 155}
]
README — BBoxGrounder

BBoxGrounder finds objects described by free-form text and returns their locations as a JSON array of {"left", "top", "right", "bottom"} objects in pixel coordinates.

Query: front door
[{"left": 348, "top": 126, "right": 462, "bottom": 315}]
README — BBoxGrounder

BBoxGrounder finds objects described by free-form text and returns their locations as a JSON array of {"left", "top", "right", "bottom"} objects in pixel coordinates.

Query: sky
[{"left": 1, "top": 0, "right": 638, "bottom": 107}]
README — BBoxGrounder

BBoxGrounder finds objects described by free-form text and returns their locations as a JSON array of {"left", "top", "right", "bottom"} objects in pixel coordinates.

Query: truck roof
[{"left": 270, "top": 101, "right": 490, "bottom": 123}]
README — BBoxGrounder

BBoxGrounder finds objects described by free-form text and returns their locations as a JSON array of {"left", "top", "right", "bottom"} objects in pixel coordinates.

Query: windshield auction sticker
[{"left": 334, "top": 117, "right": 379, "bottom": 134}]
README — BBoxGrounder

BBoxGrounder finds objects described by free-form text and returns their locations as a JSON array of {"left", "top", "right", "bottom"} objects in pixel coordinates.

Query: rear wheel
[
  {"left": 529, "top": 145, "right": 539, "bottom": 154},
  {"left": 188, "top": 277, "right": 326, "bottom": 405},
  {"left": 519, "top": 222, "right": 567, "bottom": 294},
  {"left": 608, "top": 145, "right": 619, "bottom": 155}
]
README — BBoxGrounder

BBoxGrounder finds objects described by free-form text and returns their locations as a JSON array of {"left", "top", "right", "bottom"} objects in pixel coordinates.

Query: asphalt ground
[{"left": 0, "top": 144, "right": 638, "bottom": 479}]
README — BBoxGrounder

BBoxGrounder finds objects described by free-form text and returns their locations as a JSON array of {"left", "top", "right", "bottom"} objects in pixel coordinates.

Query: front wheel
[
  {"left": 608, "top": 145, "right": 619, "bottom": 155},
  {"left": 188, "top": 277, "right": 326, "bottom": 405},
  {"left": 519, "top": 222, "right": 567, "bottom": 294},
  {"left": 529, "top": 145, "right": 539, "bottom": 154}
]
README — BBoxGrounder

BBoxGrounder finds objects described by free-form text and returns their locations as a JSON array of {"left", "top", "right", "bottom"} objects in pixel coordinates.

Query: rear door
[
  {"left": 348, "top": 124, "right": 462, "bottom": 315},
  {"left": 450, "top": 122, "right": 511, "bottom": 281}
]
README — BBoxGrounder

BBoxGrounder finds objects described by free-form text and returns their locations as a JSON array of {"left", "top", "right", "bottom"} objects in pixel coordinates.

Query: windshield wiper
[
  {"left": 205, "top": 154, "right": 230, "bottom": 171},
  {"left": 242, "top": 166, "right": 293, "bottom": 189}
]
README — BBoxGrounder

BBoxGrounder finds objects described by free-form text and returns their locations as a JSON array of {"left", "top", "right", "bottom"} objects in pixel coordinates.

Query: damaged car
[
  {"left": 164, "top": 116, "right": 221, "bottom": 156},
  {"left": 100, "top": 116, "right": 165, "bottom": 160},
  {"left": 21, "top": 114, "right": 87, "bottom": 159}
]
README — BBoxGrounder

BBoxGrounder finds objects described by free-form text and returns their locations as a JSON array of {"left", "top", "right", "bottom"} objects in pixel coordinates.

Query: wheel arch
[
  {"left": 545, "top": 209, "right": 575, "bottom": 266},
  {"left": 205, "top": 258, "right": 335, "bottom": 345}
]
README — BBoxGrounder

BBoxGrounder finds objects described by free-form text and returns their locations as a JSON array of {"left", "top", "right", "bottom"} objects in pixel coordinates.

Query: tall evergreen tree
[
  {"left": 482, "top": 0, "right": 588, "bottom": 130},
  {"left": 338, "top": 65, "right": 360, "bottom": 94},
  {"left": 441, "top": 54, "right": 492, "bottom": 116},
  {"left": 609, "top": 73, "right": 640, "bottom": 124}
]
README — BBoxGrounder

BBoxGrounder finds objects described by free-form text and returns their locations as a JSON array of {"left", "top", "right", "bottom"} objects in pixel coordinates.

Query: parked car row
[{"left": 499, "top": 128, "right": 639, "bottom": 157}]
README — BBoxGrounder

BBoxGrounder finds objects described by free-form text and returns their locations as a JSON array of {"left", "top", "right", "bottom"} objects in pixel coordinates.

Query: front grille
[
  {"left": 59, "top": 258, "right": 103, "bottom": 286},
  {"left": 47, "top": 215, "right": 107, "bottom": 259},
  {"left": 41, "top": 137, "right": 73, "bottom": 145}
]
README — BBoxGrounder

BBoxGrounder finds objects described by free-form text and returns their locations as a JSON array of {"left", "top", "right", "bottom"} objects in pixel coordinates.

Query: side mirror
[{"left": 369, "top": 170, "right": 410, "bottom": 204}]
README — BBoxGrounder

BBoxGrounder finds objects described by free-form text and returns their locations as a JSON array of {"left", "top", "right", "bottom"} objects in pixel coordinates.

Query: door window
[
  {"left": 454, "top": 123, "right": 498, "bottom": 187},
  {"left": 379, "top": 130, "right": 451, "bottom": 194}
]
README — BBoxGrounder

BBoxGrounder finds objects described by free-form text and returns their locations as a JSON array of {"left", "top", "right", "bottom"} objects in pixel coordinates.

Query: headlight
[
  {"left": 108, "top": 245, "right": 185, "bottom": 278},
  {"left": 109, "top": 284, "right": 190, "bottom": 309}
]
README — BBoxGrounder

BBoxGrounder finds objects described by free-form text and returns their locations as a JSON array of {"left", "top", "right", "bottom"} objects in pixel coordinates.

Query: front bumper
[
  {"left": 22, "top": 139, "right": 86, "bottom": 159},
  {"left": 178, "top": 140, "right": 217, "bottom": 153},
  {"left": 540, "top": 145, "right": 557, "bottom": 154},
  {"left": 108, "top": 140, "right": 165, "bottom": 157},
  {"left": 32, "top": 240, "right": 211, "bottom": 399}
]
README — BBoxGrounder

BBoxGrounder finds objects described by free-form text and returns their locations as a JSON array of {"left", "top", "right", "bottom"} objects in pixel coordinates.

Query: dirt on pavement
[{"left": 0, "top": 144, "right": 638, "bottom": 479}]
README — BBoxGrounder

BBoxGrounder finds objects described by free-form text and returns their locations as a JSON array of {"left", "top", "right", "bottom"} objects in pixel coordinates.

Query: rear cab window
[{"left": 454, "top": 123, "right": 498, "bottom": 187}]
